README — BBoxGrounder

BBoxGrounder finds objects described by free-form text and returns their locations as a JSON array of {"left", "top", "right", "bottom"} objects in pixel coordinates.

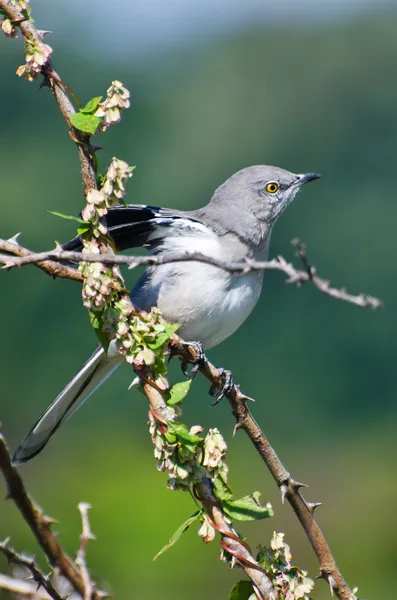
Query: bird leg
[
  {"left": 177, "top": 341, "right": 206, "bottom": 378},
  {"left": 171, "top": 340, "right": 234, "bottom": 404},
  {"left": 209, "top": 368, "right": 234, "bottom": 405}
]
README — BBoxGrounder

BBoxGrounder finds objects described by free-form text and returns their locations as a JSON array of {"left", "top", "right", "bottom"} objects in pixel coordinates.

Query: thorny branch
[
  {"left": 0, "top": 0, "right": 97, "bottom": 192},
  {"left": 0, "top": 237, "right": 383, "bottom": 310},
  {"left": 0, "top": 572, "right": 53, "bottom": 598},
  {"left": 0, "top": 435, "right": 101, "bottom": 600},
  {"left": 0, "top": 540, "right": 64, "bottom": 600},
  {"left": 170, "top": 339, "right": 358, "bottom": 600},
  {"left": 0, "top": 237, "right": 83, "bottom": 282},
  {"left": 2, "top": 4, "right": 277, "bottom": 598},
  {"left": 0, "top": 2, "right": 98, "bottom": 594},
  {"left": 75, "top": 503, "right": 96, "bottom": 600},
  {"left": 141, "top": 378, "right": 278, "bottom": 600},
  {"left": 0, "top": 1, "right": 370, "bottom": 599}
]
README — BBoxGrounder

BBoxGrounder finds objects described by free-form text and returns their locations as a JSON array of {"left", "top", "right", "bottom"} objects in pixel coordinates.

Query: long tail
[{"left": 12, "top": 346, "right": 121, "bottom": 465}]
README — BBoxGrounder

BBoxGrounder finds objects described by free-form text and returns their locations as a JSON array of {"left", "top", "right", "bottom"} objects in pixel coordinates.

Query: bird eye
[{"left": 266, "top": 182, "right": 279, "bottom": 194}]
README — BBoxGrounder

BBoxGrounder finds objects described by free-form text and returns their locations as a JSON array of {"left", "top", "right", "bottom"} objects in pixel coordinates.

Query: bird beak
[{"left": 295, "top": 172, "right": 322, "bottom": 186}]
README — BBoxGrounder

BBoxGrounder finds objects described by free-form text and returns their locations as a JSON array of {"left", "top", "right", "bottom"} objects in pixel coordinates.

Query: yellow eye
[{"left": 266, "top": 182, "right": 279, "bottom": 194}]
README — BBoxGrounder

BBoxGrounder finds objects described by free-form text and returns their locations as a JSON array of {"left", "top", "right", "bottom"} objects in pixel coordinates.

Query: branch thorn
[
  {"left": 307, "top": 501, "right": 322, "bottom": 513},
  {"left": 238, "top": 392, "right": 255, "bottom": 403},
  {"left": 232, "top": 422, "right": 243, "bottom": 437},
  {"left": 43, "top": 514, "right": 59, "bottom": 526},
  {"left": 7, "top": 233, "right": 21, "bottom": 244},
  {"left": 328, "top": 574, "right": 337, "bottom": 595},
  {"left": 280, "top": 484, "right": 287, "bottom": 504},
  {"left": 128, "top": 376, "right": 141, "bottom": 389},
  {"left": 289, "top": 478, "right": 309, "bottom": 491}
]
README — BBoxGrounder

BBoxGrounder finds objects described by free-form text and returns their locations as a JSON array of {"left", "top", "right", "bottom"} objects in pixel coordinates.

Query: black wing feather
[{"left": 62, "top": 204, "right": 204, "bottom": 254}]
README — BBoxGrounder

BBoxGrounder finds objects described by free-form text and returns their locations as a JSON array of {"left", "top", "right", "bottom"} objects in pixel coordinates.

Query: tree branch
[
  {"left": 0, "top": 540, "right": 64, "bottom": 600},
  {"left": 75, "top": 504, "right": 95, "bottom": 600},
  {"left": 0, "top": 0, "right": 97, "bottom": 193},
  {"left": 0, "top": 435, "right": 100, "bottom": 600},
  {"left": 140, "top": 377, "right": 278, "bottom": 600},
  {"left": 0, "top": 237, "right": 83, "bottom": 282},
  {"left": 4, "top": 6, "right": 273, "bottom": 596},
  {"left": 0, "top": 3, "right": 368, "bottom": 598},
  {"left": 0, "top": 572, "right": 53, "bottom": 598},
  {"left": 0, "top": 238, "right": 382, "bottom": 310},
  {"left": 169, "top": 339, "right": 358, "bottom": 600}
]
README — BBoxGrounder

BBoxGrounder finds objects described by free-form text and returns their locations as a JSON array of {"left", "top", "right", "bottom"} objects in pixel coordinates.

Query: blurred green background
[{"left": 1, "top": 1, "right": 397, "bottom": 598}]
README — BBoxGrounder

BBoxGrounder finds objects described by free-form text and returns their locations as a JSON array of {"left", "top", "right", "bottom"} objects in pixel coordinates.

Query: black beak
[{"left": 296, "top": 172, "right": 322, "bottom": 185}]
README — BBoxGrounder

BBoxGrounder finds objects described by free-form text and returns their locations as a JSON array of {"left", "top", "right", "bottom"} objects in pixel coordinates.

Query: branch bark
[
  {"left": 0, "top": 540, "right": 64, "bottom": 600},
  {"left": 0, "top": 238, "right": 382, "bottom": 310},
  {"left": 141, "top": 378, "right": 278, "bottom": 600},
  {"left": 0, "top": 237, "right": 83, "bottom": 282},
  {"left": 0, "top": 572, "right": 53, "bottom": 598},
  {"left": 0, "top": 3, "right": 365, "bottom": 599},
  {"left": 170, "top": 339, "right": 358, "bottom": 600},
  {"left": 4, "top": 6, "right": 276, "bottom": 597},
  {"left": 0, "top": 0, "right": 96, "bottom": 193},
  {"left": 0, "top": 435, "right": 100, "bottom": 600},
  {"left": 75, "top": 503, "right": 95, "bottom": 600}
]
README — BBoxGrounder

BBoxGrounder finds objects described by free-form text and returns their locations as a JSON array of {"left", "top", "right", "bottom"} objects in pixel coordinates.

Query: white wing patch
[{"left": 147, "top": 217, "right": 222, "bottom": 257}]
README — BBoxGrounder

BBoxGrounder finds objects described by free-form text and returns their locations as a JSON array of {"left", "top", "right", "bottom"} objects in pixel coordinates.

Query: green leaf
[
  {"left": 77, "top": 224, "right": 91, "bottom": 235},
  {"left": 70, "top": 112, "right": 102, "bottom": 135},
  {"left": 164, "top": 431, "right": 177, "bottom": 445},
  {"left": 229, "top": 581, "right": 255, "bottom": 600},
  {"left": 213, "top": 474, "right": 233, "bottom": 501},
  {"left": 153, "top": 511, "right": 201, "bottom": 561},
  {"left": 164, "top": 322, "right": 180, "bottom": 336},
  {"left": 147, "top": 323, "right": 180, "bottom": 350},
  {"left": 89, "top": 310, "right": 102, "bottom": 330},
  {"left": 89, "top": 310, "right": 110, "bottom": 352},
  {"left": 221, "top": 492, "right": 274, "bottom": 522},
  {"left": 94, "top": 329, "right": 111, "bottom": 353},
  {"left": 167, "top": 421, "right": 203, "bottom": 445},
  {"left": 81, "top": 96, "right": 103, "bottom": 114},
  {"left": 167, "top": 379, "right": 192, "bottom": 405},
  {"left": 48, "top": 211, "right": 86, "bottom": 223}
]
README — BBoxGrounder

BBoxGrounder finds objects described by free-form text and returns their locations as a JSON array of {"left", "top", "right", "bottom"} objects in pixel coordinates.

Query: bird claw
[
  {"left": 177, "top": 341, "right": 234, "bottom": 404},
  {"left": 180, "top": 341, "right": 205, "bottom": 379},
  {"left": 209, "top": 368, "right": 234, "bottom": 405}
]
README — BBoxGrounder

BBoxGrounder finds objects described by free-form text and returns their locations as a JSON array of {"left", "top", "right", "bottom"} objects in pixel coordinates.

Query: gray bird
[{"left": 13, "top": 165, "right": 320, "bottom": 465}]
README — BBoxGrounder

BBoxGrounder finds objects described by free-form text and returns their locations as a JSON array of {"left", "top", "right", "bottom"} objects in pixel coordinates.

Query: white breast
[
  {"left": 132, "top": 224, "right": 265, "bottom": 349},
  {"left": 152, "top": 261, "right": 263, "bottom": 349}
]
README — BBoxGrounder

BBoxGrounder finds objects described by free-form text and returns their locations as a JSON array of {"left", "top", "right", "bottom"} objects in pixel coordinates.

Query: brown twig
[
  {"left": 0, "top": 540, "right": 65, "bottom": 600},
  {"left": 0, "top": 435, "right": 100, "bottom": 600},
  {"left": 291, "top": 238, "right": 377, "bottom": 308},
  {"left": 0, "top": 0, "right": 382, "bottom": 314},
  {"left": 170, "top": 339, "right": 358, "bottom": 600},
  {"left": 0, "top": 0, "right": 97, "bottom": 193},
  {"left": 0, "top": 3, "right": 365, "bottom": 598},
  {"left": 0, "top": 572, "right": 53, "bottom": 598},
  {"left": 0, "top": 4, "right": 122, "bottom": 598},
  {"left": 75, "top": 503, "right": 96, "bottom": 600},
  {"left": 0, "top": 236, "right": 83, "bottom": 282},
  {"left": 140, "top": 377, "right": 278, "bottom": 600},
  {"left": 0, "top": 238, "right": 383, "bottom": 310}
]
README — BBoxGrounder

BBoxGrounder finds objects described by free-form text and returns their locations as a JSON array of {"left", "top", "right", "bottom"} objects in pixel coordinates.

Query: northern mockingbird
[{"left": 13, "top": 165, "right": 320, "bottom": 465}]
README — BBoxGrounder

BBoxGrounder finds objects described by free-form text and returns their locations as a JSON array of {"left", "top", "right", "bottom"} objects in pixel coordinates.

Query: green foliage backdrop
[{"left": 1, "top": 10, "right": 397, "bottom": 599}]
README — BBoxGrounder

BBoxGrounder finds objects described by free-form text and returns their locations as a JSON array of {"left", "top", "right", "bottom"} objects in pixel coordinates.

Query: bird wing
[{"left": 62, "top": 204, "right": 217, "bottom": 254}]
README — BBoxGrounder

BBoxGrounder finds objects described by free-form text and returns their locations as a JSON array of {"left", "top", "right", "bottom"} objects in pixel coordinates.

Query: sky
[{"left": 35, "top": 0, "right": 397, "bottom": 58}]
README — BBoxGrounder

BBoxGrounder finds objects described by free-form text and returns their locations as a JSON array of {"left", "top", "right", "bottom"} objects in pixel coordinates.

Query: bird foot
[
  {"left": 209, "top": 368, "right": 234, "bottom": 405},
  {"left": 177, "top": 342, "right": 233, "bottom": 405},
  {"left": 179, "top": 341, "right": 206, "bottom": 379}
]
